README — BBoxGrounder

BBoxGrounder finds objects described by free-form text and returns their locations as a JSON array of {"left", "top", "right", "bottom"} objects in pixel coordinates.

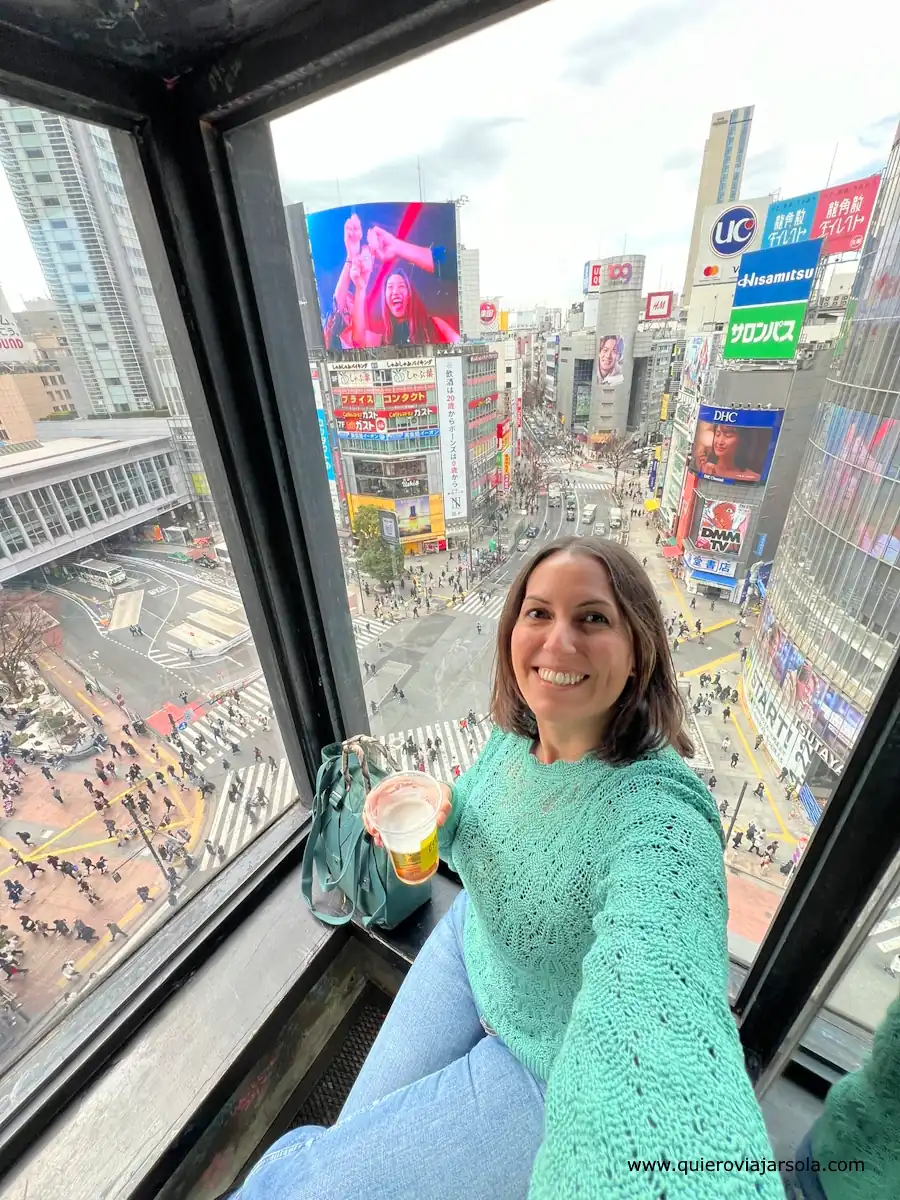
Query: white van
[{"left": 608, "top": 507, "right": 623, "bottom": 529}]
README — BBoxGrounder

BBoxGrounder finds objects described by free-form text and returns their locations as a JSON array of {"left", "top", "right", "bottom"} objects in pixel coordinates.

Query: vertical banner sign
[
  {"left": 810, "top": 175, "right": 880, "bottom": 255},
  {"left": 761, "top": 192, "right": 820, "bottom": 250},
  {"left": 515, "top": 396, "right": 523, "bottom": 429},
  {"left": 648, "top": 459, "right": 658, "bottom": 490},
  {"left": 378, "top": 509, "right": 400, "bottom": 545},
  {"left": 437, "top": 356, "right": 467, "bottom": 520},
  {"left": 310, "top": 368, "right": 335, "bottom": 483}
]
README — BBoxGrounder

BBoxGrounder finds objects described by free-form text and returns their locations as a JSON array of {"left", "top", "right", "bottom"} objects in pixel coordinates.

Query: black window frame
[{"left": 0, "top": 0, "right": 897, "bottom": 1173}]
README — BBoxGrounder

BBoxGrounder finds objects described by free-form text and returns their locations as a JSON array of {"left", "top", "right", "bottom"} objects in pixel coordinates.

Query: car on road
[
  {"left": 595, "top": 523, "right": 607, "bottom": 537},
  {"left": 525, "top": 524, "right": 539, "bottom": 538},
  {"left": 516, "top": 537, "right": 532, "bottom": 552}
]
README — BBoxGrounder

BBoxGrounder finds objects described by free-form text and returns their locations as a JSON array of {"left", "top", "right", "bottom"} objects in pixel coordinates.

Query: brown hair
[{"left": 490, "top": 535, "right": 693, "bottom": 765}]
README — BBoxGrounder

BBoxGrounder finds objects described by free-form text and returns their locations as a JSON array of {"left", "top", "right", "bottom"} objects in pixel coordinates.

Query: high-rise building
[
  {"left": 744, "top": 118, "right": 900, "bottom": 797},
  {"left": 681, "top": 107, "right": 754, "bottom": 308},
  {"left": 458, "top": 246, "right": 481, "bottom": 339},
  {"left": 0, "top": 101, "right": 184, "bottom": 416}
]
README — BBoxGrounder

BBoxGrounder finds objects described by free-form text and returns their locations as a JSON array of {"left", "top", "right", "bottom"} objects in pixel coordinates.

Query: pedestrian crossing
[
  {"left": 454, "top": 591, "right": 506, "bottom": 620},
  {"left": 567, "top": 480, "right": 611, "bottom": 492},
  {"left": 149, "top": 647, "right": 188, "bottom": 670},
  {"left": 198, "top": 757, "right": 298, "bottom": 868},
  {"left": 383, "top": 715, "right": 492, "bottom": 784},
  {"left": 352, "top": 615, "right": 396, "bottom": 649},
  {"left": 169, "top": 678, "right": 274, "bottom": 769}
]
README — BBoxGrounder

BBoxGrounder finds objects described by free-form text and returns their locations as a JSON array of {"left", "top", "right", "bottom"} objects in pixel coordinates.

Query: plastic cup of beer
[{"left": 368, "top": 771, "right": 442, "bottom": 886}]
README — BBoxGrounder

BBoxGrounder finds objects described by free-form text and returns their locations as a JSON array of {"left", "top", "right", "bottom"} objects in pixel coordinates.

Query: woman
[
  {"left": 236, "top": 538, "right": 780, "bottom": 1199},
  {"left": 695, "top": 423, "right": 763, "bottom": 482},
  {"left": 350, "top": 224, "right": 459, "bottom": 347}
]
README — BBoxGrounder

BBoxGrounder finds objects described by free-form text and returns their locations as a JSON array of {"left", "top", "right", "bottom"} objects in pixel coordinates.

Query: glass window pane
[{"left": 0, "top": 95, "right": 304, "bottom": 1066}]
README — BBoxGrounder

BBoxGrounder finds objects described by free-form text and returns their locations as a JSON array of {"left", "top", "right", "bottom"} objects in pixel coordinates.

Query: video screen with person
[
  {"left": 691, "top": 406, "right": 783, "bottom": 485},
  {"left": 596, "top": 334, "right": 625, "bottom": 390},
  {"left": 306, "top": 201, "right": 460, "bottom": 352}
]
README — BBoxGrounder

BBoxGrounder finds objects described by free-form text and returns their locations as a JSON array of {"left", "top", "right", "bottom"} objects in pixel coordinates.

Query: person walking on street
[
  {"left": 753, "top": 781, "right": 765, "bottom": 799},
  {"left": 54, "top": 918, "right": 70, "bottom": 936},
  {"left": 107, "top": 921, "right": 128, "bottom": 941},
  {"left": 740, "top": 647, "right": 748, "bottom": 664},
  {"left": 754, "top": 734, "right": 764, "bottom": 751},
  {"left": 16, "top": 831, "right": 32, "bottom": 847},
  {"left": 61, "top": 961, "right": 81, "bottom": 981},
  {"left": 137, "top": 886, "right": 153, "bottom": 903},
  {"left": 718, "top": 799, "right": 728, "bottom": 818},
  {"left": 690, "top": 596, "right": 696, "bottom": 609},
  {"left": 41, "top": 764, "right": 54, "bottom": 781},
  {"left": 47, "top": 854, "right": 60, "bottom": 871},
  {"left": 267, "top": 754, "right": 277, "bottom": 772},
  {"left": 721, "top": 735, "right": 731, "bottom": 754},
  {"left": 51, "top": 787, "right": 64, "bottom": 805},
  {"left": 73, "top": 919, "right": 97, "bottom": 942},
  {"left": 707, "top": 773, "right": 717, "bottom": 790},
  {"left": 746, "top": 821, "right": 758, "bottom": 844},
  {"left": 722, "top": 705, "right": 731, "bottom": 721},
  {"left": 24, "top": 860, "right": 44, "bottom": 879},
  {"left": 732, "top": 830, "right": 744, "bottom": 850},
  {"left": 730, "top": 752, "right": 739, "bottom": 769},
  {"left": 254, "top": 746, "right": 262, "bottom": 762}
]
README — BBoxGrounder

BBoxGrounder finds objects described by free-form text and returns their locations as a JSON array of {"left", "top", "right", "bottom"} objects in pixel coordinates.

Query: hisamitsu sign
[
  {"left": 723, "top": 300, "right": 807, "bottom": 361},
  {"left": 733, "top": 240, "right": 823, "bottom": 307}
]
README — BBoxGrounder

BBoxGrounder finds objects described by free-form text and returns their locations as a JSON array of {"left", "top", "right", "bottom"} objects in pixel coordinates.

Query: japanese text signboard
[
  {"left": 810, "top": 175, "right": 880, "bottom": 255},
  {"left": 723, "top": 300, "right": 808, "bottom": 361},
  {"left": 437, "top": 356, "right": 467, "bottom": 520}
]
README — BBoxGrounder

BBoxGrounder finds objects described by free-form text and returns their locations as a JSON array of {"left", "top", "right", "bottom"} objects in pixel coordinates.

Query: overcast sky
[{"left": 2, "top": 0, "right": 899, "bottom": 312}]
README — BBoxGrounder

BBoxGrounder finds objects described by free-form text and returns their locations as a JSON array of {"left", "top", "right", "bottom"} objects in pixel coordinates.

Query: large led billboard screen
[
  {"left": 691, "top": 406, "right": 783, "bottom": 484},
  {"left": 306, "top": 202, "right": 460, "bottom": 351}
]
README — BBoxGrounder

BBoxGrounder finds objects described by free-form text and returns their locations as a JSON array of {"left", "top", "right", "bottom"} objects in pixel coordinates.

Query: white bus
[
  {"left": 75, "top": 559, "right": 127, "bottom": 590},
  {"left": 581, "top": 504, "right": 597, "bottom": 525}
]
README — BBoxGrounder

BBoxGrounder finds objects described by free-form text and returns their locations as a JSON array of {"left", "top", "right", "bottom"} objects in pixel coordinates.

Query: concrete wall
[{"left": 0, "top": 376, "right": 38, "bottom": 441}]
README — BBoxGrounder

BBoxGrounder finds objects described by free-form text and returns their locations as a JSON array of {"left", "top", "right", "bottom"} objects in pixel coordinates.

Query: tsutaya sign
[
  {"left": 723, "top": 300, "right": 807, "bottom": 361},
  {"left": 745, "top": 652, "right": 848, "bottom": 779}
]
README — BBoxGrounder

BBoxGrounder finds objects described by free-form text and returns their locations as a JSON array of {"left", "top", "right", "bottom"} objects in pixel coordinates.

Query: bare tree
[
  {"left": 0, "top": 591, "right": 55, "bottom": 698},
  {"left": 595, "top": 432, "right": 640, "bottom": 501}
]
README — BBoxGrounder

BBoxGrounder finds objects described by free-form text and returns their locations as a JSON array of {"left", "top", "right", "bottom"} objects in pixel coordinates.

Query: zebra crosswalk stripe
[
  {"left": 384, "top": 716, "right": 492, "bottom": 783},
  {"left": 455, "top": 593, "right": 505, "bottom": 619},
  {"left": 199, "top": 756, "right": 297, "bottom": 868}
]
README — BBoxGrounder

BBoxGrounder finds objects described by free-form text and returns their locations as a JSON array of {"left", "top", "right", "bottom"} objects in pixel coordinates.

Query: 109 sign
[
  {"left": 711, "top": 205, "right": 757, "bottom": 257},
  {"left": 607, "top": 262, "right": 633, "bottom": 282}
]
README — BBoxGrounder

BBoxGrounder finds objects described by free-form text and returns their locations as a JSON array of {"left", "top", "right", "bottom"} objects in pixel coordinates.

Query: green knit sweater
[
  {"left": 809, "top": 991, "right": 900, "bottom": 1199},
  {"left": 439, "top": 728, "right": 782, "bottom": 1199}
]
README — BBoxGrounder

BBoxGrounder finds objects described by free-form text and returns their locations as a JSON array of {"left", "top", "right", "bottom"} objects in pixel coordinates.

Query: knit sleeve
[
  {"left": 527, "top": 765, "right": 782, "bottom": 1200},
  {"left": 437, "top": 728, "right": 501, "bottom": 872}
]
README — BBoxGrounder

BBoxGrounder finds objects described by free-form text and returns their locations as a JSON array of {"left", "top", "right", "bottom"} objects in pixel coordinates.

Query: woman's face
[
  {"left": 385, "top": 273, "right": 410, "bottom": 319},
  {"left": 712, "top": 425, "right": 740, "bottom": 462},
  {"left": 598, "top": 339, "right": 618, "bottom": 374},
  {"left": 510, "top": 552, "right": 634, "bottom": 736}
]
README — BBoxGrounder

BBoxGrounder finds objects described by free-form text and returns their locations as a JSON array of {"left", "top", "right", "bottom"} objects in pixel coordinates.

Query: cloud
[
  {"left": 661, "top": 149, "right": 700, "bottom": 172},
  {"left": 834, "top": 157, "right": 886, "bottom": 186},
  {"left": 279, "top": 116, "right": 523, "bottom": 210},
  {"left": 857, "top": 112, "right": 899, "bottom": 150},
  {"left": 741, "top": 146, "right": 788, "bottom": 195},
  {"left": 564, "top": 0, "right": 712, "bottom": 87}
]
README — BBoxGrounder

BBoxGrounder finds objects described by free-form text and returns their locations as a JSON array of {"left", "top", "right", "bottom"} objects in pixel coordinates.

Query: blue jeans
[
  {"left": 784, "top": 1129, "right": 828, "bottom": 1200},
  {"left": 234, "top": 891, "right": 546, "bottom": 1200}
]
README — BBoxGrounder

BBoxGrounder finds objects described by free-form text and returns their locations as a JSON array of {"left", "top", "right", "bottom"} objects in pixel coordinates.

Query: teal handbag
[{"left": 301, "top": 735, "right": 434, "bottom": 930}]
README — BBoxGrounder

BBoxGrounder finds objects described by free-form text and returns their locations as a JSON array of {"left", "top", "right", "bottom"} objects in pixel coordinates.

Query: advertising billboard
[
  {"left": 732, "top": 239, "right": 824, "bottom": 308},
  {"left": 378, "top": 509, "right": 400, "bottom": 544},
  {"left": 694, "top": 197, "right": 771, "bottom": 286},
  {"left": 596, "top": 333, "right": 626, "bottom": 391},
  {"left": 659, "top": 393, "right": 670, "bottom": 422},
  {"left": 644, "top": 291, "right": 674, "bottom": 320},
  {"left": 723, "top": 300, "right": 807, "bottom": 361},
  {"left": 680, "top": 334, "right": 718, "bottom": 398},
  {"left": 436, "top": 355, "right": 467, "bottom": 520},
  {"left": 306, "top": 202, "right": 460, "bottom": 351},
  {"left": 0, "top": 298, "right": 28, "bottom": 364},
  {"left": 810, "top": 175, "right": 880, "bottom": 255},
  {"left": 694, "top": 499, "right": 752, "bottom": 554},
  {"left": 756, "top": 608, "right": 864, "bottom": 763},
  {"left": 647, "top": 458, "right": 658, "bottom": 490},
  {"left": 761, "top": 192, "right": 820, "bottom": 251},
  {"left": 479, "top": 299, "right": 499, "bottom": 331},
  {"left": 691, "top": 406, "right": 783, "bottom": 484},
  {"left": 583, "top": 260, "right": 603, "bottom": 293},
  {"left": 395, "top": 495, "right": 432, "bottom": 536}
]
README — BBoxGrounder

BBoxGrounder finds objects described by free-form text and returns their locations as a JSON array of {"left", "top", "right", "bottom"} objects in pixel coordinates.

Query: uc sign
[
  {"left": 711, "top": 205, "right": 757, "bottom": 257},
  {"left": 607, "top": 262, "right": 633, "bottom": 283}
]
